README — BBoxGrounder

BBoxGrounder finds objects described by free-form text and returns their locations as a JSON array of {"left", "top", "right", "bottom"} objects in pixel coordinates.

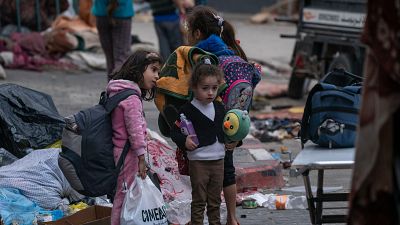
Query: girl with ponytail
[{"left": 186, "top": 5, "right": 248, "bottom": 61}]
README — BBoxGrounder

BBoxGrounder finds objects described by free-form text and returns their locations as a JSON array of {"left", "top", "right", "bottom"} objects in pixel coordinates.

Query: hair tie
[
  {"left": 212, "top": 13, "right": 224, "bottom": 27},
  {"left": 212, "top": 13, "right": 224, "bottom": 37},
  {"left": 203, "top": 58, "right": 212, "bottom": 65},
  {"left": 146, "top": 52, "right": 159, "bottom": 59}
]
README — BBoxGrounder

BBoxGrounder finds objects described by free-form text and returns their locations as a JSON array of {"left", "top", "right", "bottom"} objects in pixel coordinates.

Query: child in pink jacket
[{"left": 106, "top": 50, "right": 161, "bottom": 225}]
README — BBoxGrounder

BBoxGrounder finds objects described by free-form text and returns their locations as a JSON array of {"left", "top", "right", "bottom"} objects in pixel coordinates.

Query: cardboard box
[{"left": 42, "top": 205, "right": 112, "bottom": 225}]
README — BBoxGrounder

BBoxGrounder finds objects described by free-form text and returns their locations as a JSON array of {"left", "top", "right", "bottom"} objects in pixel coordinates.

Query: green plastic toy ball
[{"left": 222, "top": 109, "right": 250, "bottom": 142}]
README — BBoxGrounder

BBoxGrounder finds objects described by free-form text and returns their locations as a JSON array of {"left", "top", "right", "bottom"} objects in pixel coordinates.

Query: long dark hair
[
  {"left": 110, "top": 50, "right": 162, "bottom": 101},
  {"left": 186, "top": 6, "right": 248, "bottom": 61}
]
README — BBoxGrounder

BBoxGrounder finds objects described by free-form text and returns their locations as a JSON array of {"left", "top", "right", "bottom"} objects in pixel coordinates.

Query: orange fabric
[
  {"left": 44, "top": 29, "right": 78, "bottom": 54},
  {"left": 154, "top": 92, "right": 166, "bottom": 112},
  {"left": 156, "top": 46, "right": 194, "bottom": 98},
  {"left": 275, "top": 195, "right": 287, "bottom": 210},
  {"left": 155, "top": 46, "right": 219, "bottom": 111},
  {"left": 79, "top": 0, "right": 96, "bottom": 27},
  {"left": 52, "top": 15, "right": 97, "bottom": 33}
]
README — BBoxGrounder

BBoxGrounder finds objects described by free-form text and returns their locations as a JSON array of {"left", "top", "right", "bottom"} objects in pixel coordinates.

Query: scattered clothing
[
  {"left": 0, "top": 188, "right": 43, "bottom": 225},
  {"left": 0, "top": 148, "right": 18, "bottom": 167},
  {"left": 0, "top": 33, "right": 77, "bottom": 71},
  {"left": 0, "top": 149, "right": 83, "bottom": 210}
]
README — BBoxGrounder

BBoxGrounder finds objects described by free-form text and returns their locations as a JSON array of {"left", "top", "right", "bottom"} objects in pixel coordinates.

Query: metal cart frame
[{"left": 291, "top": 145, "right": 355, "bottom": 224}]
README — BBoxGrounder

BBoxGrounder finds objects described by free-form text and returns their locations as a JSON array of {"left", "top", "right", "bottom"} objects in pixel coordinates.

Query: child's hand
[
  {"left": 225, "top": 141, "right": 239, "bottom": 151},
  {"left": 185, "top": 135, "right": 198, "bottom": 151},
  {"left": 138, "top": 155, "right": 146, "bottom": 179}
]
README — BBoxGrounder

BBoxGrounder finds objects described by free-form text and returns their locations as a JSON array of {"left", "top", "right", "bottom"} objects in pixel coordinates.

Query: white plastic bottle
[{"left": 247, "top": 193, "right": 307, "bottom": 210}]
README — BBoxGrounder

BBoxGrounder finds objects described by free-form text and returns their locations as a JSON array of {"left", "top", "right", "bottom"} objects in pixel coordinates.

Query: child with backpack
[
  {"left": 170, "top": 60, "right": 237, "bottom": 225},
  {"left": 106, "top": 50, "right": 161, "bottom": 225},
  {"left": 185, "top": 6, "right": 261, "bottom": 225}
]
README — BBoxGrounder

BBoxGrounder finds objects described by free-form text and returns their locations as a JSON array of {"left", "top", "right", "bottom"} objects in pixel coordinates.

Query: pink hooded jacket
[
  {"left": 106, "top": 79, "right": 147, "bottom": 158},
  {"left": 106, "top": 79, "right": 147, "bottom": 225}
]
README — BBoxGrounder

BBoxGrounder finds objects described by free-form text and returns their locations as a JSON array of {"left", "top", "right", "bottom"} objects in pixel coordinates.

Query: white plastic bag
[{"left": 120, "top": 176, "right": 168, "bottom": 225}]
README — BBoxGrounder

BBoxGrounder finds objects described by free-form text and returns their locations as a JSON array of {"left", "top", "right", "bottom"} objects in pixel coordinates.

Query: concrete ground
[{"left": 0, "top": 15, "right": 352, "bottom": 225}]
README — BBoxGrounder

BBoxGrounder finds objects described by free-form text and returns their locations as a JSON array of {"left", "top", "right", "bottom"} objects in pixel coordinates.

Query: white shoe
[
  {"left": 0, "top": 51, "right": 13, "bottom": 66},
  {"left": 0, "top": 64, "right": 6, "bottom": 79}
]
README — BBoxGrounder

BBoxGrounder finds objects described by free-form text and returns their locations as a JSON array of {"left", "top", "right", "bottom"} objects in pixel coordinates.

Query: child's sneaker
[{"left": 0, "top": 64, "right": 6, "bottom": 79}]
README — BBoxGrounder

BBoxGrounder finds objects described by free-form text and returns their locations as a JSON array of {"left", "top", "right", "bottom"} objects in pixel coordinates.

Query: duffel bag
[{"left": 300, "top": 69, "right": 362, "bottom": 148}]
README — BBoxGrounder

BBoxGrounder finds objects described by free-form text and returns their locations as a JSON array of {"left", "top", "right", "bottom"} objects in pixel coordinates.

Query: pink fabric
[
  {"left": 0, "top": 33, "right": 76, "bottom": 71},
  {"left": 106, "top": 79, "right": 147, "bottom": 225},
  {"left": 11, "top": 32, "right": 48, "bottom": 57}
]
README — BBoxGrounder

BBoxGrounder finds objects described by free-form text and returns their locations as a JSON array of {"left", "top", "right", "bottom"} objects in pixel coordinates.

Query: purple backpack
[{"left": 218, "top": 55, "right": 261, "bottom": 111}]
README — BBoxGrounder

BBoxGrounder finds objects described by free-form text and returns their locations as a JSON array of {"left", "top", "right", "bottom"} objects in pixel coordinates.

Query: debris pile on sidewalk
[
  {"left": 0, "top": 130, "right": 224, "bottom": 225},
  {"left": 235, "top": 187, "right": 308, "bottom": 210},
  {"left": 0, "top": 149, "right": 83, "bottom": 210},
  {"left": 0, "top": 148, "right": 84, "bottom": 224},
  {"left": 0, "top": 1, "right": 155, "bottom": 76},
  {"left": 0, "top": 83, "right": 65, "bottom": 158},
  {"left": 250, "top": 0, "right": 299, "bottom": 24},
  {"left": 241, "top": 192, "right": 307, "bottom": 210},
  {"left": 247, "top": 48, "right": 304, "bottom": 146},
  {"left": 249, "top": 106, "right": 302, "bottom": 144}
]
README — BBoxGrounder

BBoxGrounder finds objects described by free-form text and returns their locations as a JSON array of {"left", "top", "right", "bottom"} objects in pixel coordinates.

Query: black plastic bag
[{"left": 0, "top": 83, "right": 65, "bottom": 158}]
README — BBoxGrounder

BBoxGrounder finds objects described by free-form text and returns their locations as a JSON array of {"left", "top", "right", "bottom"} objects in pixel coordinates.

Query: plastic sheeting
[
  {"left": 146, "top": 130, "right": 192, "bottom": 202},
  {"left": 0, "top": 188, "right": 43, "bottom": 225},
  {"left": 0, "top": 83, "right": 65, "bottom": 158},
  {"left": 0, "top": 149, "right": 83, "bottom": 209}
]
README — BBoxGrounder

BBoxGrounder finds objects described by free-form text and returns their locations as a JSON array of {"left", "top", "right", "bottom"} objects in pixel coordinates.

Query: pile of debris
[
  {"left": 250, "top": 0, "right": 299, "bottom": 24},
  {"left": 0, "top": 0, "right": 155, "bottom": 77}
]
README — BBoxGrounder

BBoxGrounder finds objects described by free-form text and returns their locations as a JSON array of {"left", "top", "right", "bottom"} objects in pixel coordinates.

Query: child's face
[
  {"left": 141, "top": 62, "right": 160, "bottom": 90},
  {"left": 192, "top": 75, "right": 219, "bottom": 105}
]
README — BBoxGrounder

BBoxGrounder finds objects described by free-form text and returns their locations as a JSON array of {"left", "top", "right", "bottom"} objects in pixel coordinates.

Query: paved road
[{"left": 0, "top": 17, "right": 352, "bottom": 225}]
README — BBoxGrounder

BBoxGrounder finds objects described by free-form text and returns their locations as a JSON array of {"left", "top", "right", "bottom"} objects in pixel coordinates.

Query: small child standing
[
  {"left": 106, "top": 50, "right": 161, "bottom": 225},
  {"left": 171, "top": 60, "right": 235, "bottom": 225}
]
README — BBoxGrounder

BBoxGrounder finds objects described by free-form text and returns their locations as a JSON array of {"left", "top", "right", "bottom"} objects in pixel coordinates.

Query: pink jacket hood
[
  {"left": 106, "top": 79, "right": 147, "bottom": 157},
  {"left": 106, "top": 79, "right": 142, "bottom": 97}
]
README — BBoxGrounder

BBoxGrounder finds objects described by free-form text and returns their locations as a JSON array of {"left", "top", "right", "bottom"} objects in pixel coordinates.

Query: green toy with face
[{"left": 223, "top": 109, "right": 251, "bottom": 142}]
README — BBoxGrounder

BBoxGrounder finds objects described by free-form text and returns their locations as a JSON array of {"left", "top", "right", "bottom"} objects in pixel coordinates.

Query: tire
[
  {"left": 288, "top": 73, "right": 308, "bottom": 99},
  {"left": 328, "top": 53, "right": 354, "bottom": 74}
]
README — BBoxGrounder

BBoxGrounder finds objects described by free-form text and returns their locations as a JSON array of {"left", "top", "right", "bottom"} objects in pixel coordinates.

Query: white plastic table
[{"left": 291, "top": 145, "right": 355, "bottom": 225}]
